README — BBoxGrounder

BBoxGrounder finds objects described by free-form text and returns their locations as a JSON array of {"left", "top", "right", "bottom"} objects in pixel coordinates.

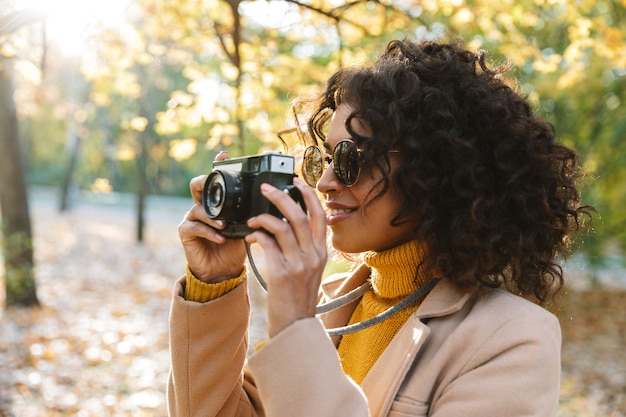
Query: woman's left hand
[{"left": 245, "top": 177, "right": 328, "bottom": 337}]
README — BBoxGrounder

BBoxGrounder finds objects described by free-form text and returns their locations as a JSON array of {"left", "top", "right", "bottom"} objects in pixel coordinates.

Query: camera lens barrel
[{"left": 202, "top": 170, "right": 243, "bottom": 220}]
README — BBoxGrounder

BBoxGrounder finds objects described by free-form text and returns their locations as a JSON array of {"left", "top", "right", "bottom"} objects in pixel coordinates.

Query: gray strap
[
  {"left": 325, "top": 278, "right": 440, "bottom": 336},
  {"left": 246, "top": 243, "right": 440, "bottom": 337},
  {"left": 247, "top": 243, "right": 373, "bottom": 315},
  {"left": 315, "top": 281, "right": 372, "bottom": 314}
]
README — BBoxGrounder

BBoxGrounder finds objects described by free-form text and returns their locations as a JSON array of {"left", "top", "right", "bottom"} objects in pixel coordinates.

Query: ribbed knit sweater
[{"left": 337, "top": 240, "right": 430, "bottom": 384}]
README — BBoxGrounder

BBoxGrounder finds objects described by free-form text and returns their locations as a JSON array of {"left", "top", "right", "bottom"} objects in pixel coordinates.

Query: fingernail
[{"left": 293, "top": 177, "right": 304, "bottom": 186}]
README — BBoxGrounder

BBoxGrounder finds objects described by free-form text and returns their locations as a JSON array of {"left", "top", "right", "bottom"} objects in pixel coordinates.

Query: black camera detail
[{"left": 202, "top": 152, "right": 305, "bottom": 238}]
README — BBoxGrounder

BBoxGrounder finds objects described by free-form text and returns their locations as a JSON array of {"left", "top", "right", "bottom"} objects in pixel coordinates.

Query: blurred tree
[
  {"left": 71, "top": 0, "right": 421, "bottom": 242},
  {"left": 0, "top": 8, "right": 46, "bottom": 307}
]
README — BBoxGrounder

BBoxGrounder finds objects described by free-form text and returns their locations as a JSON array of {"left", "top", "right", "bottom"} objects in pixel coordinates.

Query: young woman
[{"left": 168, "top": 39, "right": 591, "bottom": 417}]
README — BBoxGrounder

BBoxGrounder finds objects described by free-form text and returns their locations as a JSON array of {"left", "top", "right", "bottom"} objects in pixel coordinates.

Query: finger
[
  {"left": 245, "top": 229, "right": 311, "bottom": 290},
  {"left": 180, "top": 205, "right": 227, "bottom": 242},
  {"left": 245, "top": 230, "right": 281, "bottom": 260},
  {"left": 246, "top": 213, "right": 300, "bottom": 258},
  {"left": 247, "top": 211, "right": 326, "bottom": 282},
  {"left": 253, "top": 184, "right": 310, "bottom": 247},
  {"left": 215, "top": 151, "right": 230, "bottom": 161},
  {"left": 257, "top": 182, "right": 324, "bottom": 253},
  {"left": 184, "top": 204, "right": 226, "bottom": 229},
  {"left": 179, "top": 215, "right": 226, "bottom": 244},
  {"left": 190, "top": 175, "right": 208, "bottom": 204},
  {"left": 190, "top": 153, "right": 230, "bottom": 204},
  {"left": 293, "top": 177, "right": 327, "bottom": 241}
]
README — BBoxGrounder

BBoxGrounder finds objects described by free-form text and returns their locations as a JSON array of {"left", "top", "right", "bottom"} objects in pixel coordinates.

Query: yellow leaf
[
  {"left": 156, "top": 111, "right": 182, "bottom": 135},
  {"left": 603, "top": 27, "right": 623, "bottom": 51},
  {"left": 170, "top": 90, "right": 194, "bottom": 107},
  {"left": 116, "top": 144, "right": 136, "bottom": 161},
  {"left": 169, "top": 138, "right": 198, "bottom": 161},
  {"left": 220, "top": 62, "right": 240, "bottom": 82},
  {"left": 91, "top": 178, "right": 113, "bottom": 193},
  {"left": 205, "top": 135, "right": 222, "bottom": 151},
  {"left": 533, "top": 54, "right": 562, "bottom": 73},
  {"left": 451, "top": 8, "right": 474, "bottom": 28},
  {"left": 222, "top": 136, "right": 233, "bottom": 147},
  {"left": 90, "top": 91, "right": 111, "bottom": 107},
  {"left": 557, "top": 63, "right": 585, "bottom": 90},
  {"left": 130, "top": 117, "right": 149, "bottom": 132}
]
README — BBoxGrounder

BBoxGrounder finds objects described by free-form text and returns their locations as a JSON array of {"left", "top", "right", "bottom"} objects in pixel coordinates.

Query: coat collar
[
  {"left": 318, "top": 264, "right": 473, "bottom": 417},
  {"left": 319, "top": 263, "right": 471, "bottom": 322}
]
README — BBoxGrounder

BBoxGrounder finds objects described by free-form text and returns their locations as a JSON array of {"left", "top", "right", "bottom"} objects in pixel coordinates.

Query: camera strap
[
  {"left": 246, "top": 243, "right": 371, "bottom": 313},
  {"left": 246, "top": 243, "right": 440, "bottom": 336},
  {"left": 324, "top": 278, "right": 439, "bottom": 336}
]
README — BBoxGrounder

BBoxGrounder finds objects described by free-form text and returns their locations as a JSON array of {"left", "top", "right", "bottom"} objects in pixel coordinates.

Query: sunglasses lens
[
  {"left": 334, "top": 140, "right": 360, "bottom": 186},
  {"left": 302, "top": 146, "right": 324, "bottom": 187}
]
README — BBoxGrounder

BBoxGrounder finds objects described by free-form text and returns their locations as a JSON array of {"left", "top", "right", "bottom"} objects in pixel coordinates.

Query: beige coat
[{"left": 168, "top": 264, "right": 561, "bottom": 417}]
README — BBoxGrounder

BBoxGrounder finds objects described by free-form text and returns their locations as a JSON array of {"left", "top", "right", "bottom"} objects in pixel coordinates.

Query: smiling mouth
[{"left": 328, "top": 208, "right": 356, "bottom": 216}]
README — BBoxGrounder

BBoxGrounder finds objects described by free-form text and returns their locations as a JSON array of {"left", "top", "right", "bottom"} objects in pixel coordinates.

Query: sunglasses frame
[{"left": 302, "top": 139, "right": 362, "bottom": 187}]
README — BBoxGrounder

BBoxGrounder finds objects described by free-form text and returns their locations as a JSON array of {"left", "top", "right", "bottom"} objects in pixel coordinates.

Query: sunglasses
[{"left": 302, "top": 139, "right": 362, "bottom": 187}]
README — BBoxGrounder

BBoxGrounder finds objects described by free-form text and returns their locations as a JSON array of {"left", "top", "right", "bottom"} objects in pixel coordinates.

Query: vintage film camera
[{"left": 202, "top": 152, "right": 305, "bottom": 238}]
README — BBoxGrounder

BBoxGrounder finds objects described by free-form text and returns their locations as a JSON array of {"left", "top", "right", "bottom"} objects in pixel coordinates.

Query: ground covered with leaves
[{"left": 1, "top": 191, "right": 624, "bottom": 416}]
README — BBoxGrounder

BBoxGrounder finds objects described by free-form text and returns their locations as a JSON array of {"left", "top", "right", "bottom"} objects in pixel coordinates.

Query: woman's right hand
[{"left": 178, "top": 152, "right": 247, "bottom": 283}]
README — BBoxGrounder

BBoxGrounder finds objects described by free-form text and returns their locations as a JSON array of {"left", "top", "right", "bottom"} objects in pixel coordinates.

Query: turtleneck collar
[{"left": 363, "top": 240, "right": 431, "bottom": 299}]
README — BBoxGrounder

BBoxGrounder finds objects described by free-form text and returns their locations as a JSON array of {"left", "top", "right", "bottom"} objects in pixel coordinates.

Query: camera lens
[
  {"left": 202, "top": 170, "right": 243, "bottom": 220},
  {"left": 208, "top": 181, "right": 224, "bottom": 208}
]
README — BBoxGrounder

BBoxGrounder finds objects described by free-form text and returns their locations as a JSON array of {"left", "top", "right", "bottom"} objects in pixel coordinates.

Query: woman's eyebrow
[{"left": 323, "top": 142, "right": 332, "bottom": 152}]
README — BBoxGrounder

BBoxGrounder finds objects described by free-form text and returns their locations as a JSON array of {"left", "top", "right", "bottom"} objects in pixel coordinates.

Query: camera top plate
[{"left": 212, "top": 152, "right": 294, "bottom": 175}]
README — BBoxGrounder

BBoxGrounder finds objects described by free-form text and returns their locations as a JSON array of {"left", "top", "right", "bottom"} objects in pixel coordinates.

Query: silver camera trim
[
  {"left": 212, "top": 152, "right": 294, "bottom": 175},
  {"left": 267, "top": 153, "right": 294, "bottom": 174}
]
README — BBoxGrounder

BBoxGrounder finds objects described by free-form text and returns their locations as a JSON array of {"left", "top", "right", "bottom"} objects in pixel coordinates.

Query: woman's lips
[{"left": 326, "top": 207, "right": 357, "bottom": 226}]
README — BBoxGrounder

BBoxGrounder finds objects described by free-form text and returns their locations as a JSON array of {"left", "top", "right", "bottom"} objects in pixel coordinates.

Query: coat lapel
[
  {"left": 355, "top": 278, "right": 471, "bottom": 417},
  {"left": 318, "top": 267, "right": 472, "bottom": 417},
  {"left": 360, "top": 316, "right": 431, "bottom": 417}
]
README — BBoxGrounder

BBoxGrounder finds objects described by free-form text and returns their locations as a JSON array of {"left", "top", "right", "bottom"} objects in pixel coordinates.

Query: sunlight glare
[
  {"left": 240, "top": 0, "right": 301, "bottom": 28},
  {"left": 16, "top": 0, "right": 128, "bottom": 56}
]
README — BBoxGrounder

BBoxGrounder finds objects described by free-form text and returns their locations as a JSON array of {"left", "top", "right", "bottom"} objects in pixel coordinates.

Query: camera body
[{"left": 202, "top": 152, "right": 303, "bottom": 238}]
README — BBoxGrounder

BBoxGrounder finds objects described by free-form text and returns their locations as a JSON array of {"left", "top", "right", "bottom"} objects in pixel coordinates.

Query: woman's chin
[{"left": 330, "top": 234, "right": 362, "bottom": 255}]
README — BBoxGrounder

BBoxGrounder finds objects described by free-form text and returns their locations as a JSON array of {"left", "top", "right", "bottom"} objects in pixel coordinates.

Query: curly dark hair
[{"left": 297, "top": 39, "right": 592, "bottom": 304}]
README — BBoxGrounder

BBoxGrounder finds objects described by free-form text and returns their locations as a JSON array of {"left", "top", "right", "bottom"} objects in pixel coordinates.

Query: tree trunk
[
  {"left": 59, "top": 132, "right": 80, "bottom": 212},
  {"left": 220, "top": 0, "right": 245, "bottom": 155},
  {"left": 135, "top": 64, "right": 158, "bottom": 243},
  {"left": 0, "top": 60, "right": 39, "bottom": 307},
  {"left": 136, "top": 132, "right": 148, "bottom": 243},
  {"left": 59, "top": 63, "right": 84, "bottom": 212}
]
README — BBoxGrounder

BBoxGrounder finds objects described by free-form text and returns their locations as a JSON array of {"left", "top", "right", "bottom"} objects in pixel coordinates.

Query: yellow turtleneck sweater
[
  {"left": 337, "top": 240, "right": 431, "bottom": 384},
  {"left": 183, "top": 264, "right": 246, "bottom": 302}
]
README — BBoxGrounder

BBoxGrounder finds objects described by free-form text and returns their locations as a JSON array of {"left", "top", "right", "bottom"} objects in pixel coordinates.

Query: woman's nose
[{"left": 316, "top": 163, "right": 343, "bottom": 194}]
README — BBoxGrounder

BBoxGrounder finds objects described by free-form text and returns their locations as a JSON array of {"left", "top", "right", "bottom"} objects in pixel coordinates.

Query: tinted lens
[
  {"left": 302, "top": 146, "right": 324, "bottom": 187},
  {"left": 333, "top": 140, "right": 360, "bottom": 186}
]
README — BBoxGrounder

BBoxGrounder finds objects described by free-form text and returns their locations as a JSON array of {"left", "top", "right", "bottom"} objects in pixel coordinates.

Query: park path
[{"left": 1, "top": 187, "right": 268, "bottom": 416}]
